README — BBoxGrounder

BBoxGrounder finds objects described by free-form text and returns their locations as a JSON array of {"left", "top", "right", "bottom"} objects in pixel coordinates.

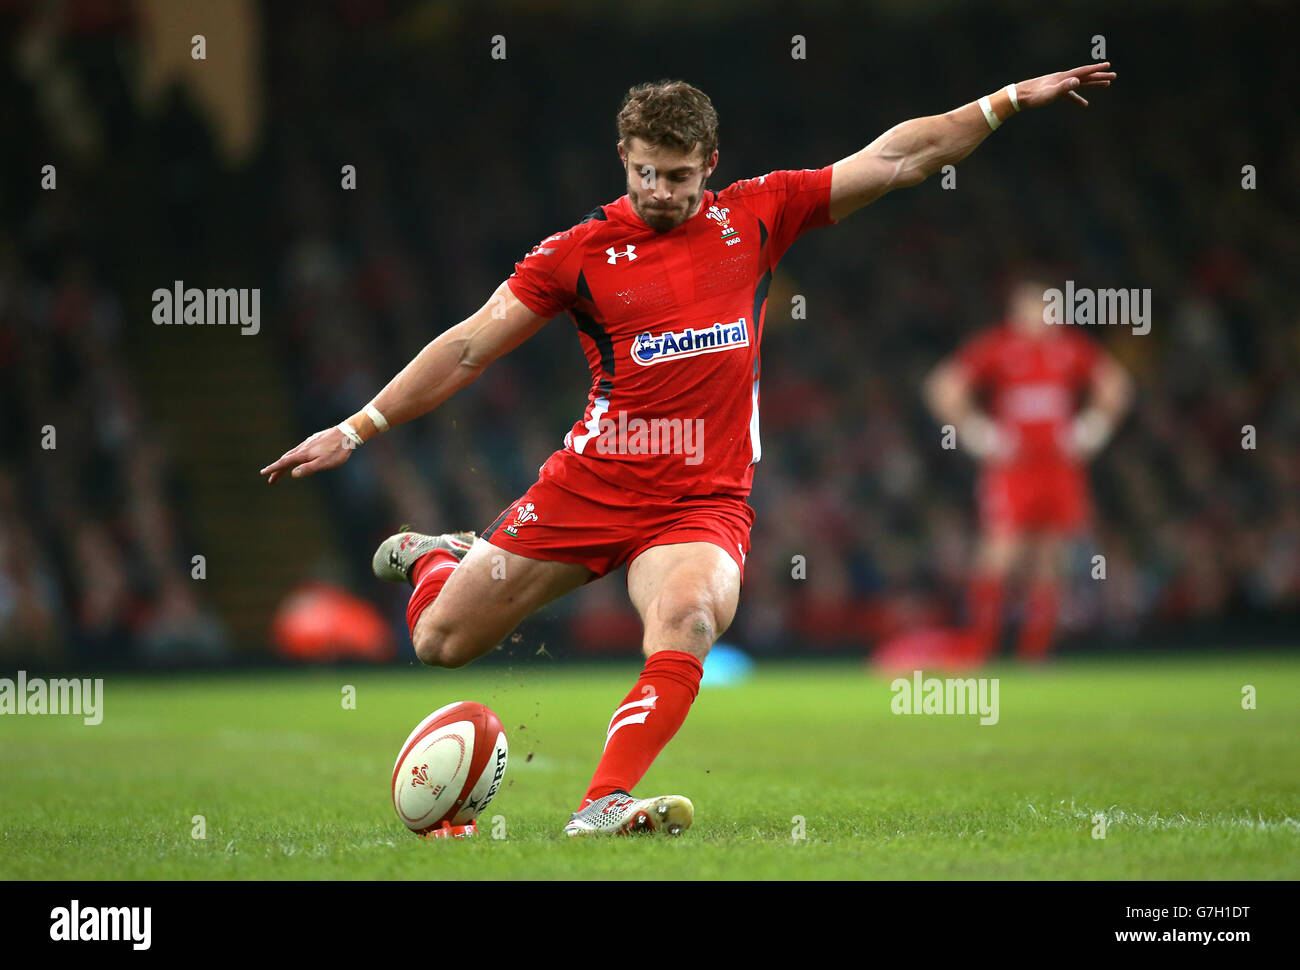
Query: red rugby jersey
[
  {"left": 506, "top": 166, "right": 835, "bottom": 498},
  {"left": 956, "top": 322, "right": 1104, "bottom": 465}
]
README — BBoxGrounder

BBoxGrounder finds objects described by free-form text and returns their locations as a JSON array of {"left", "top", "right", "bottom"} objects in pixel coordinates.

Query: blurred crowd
[
  {"left": 3, "top": 2, "right": 1296, "bottom": 660},
  {"left": 0, "top": 243, "right": 227, "bottom": 661}
]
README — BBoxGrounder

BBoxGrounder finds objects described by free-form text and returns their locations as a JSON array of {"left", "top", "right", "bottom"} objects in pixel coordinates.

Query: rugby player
[
  {"left": 924, "top": 273, "right": 1133, "bottom": 664},
  {"left": 261, "top": 64, "right": 1115, "bottom": 835}
]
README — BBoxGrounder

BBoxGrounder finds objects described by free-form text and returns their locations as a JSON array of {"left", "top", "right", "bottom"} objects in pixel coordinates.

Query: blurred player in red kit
[
  {"left": 262, "top": 65, "right": 1115, "bottom": 834},
  {"left": 923, "top": 274, "right": 1133, "bottom": 665}
]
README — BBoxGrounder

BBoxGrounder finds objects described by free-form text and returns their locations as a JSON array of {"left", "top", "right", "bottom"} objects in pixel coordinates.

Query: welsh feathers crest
[{"left": 411, "top": 764, "right": 444, "bottom": 796}]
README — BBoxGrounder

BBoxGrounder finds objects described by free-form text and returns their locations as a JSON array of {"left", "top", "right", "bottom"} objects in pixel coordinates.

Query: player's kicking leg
[
  {"left": 564, "top": 540, "right": 740, "bottom": 837},
  {"left": 373, "top": 528, "right": 591, "bottom": 668}
]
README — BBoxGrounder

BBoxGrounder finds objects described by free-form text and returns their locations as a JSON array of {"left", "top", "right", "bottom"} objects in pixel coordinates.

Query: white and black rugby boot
[
  {"left": 371, "top": 528, "right": 475, "bottom": 585},
  {"left": 563, "top": 791, "right": 694, "bottom": 837}
]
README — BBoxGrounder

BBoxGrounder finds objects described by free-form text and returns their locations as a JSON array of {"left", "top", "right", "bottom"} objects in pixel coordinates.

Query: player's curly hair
[{"left": 617, "top": 80, "right": 719, "bottom": 160}]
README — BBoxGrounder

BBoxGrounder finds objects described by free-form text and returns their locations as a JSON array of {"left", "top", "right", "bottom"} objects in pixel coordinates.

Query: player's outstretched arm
[
  {"left": 828, "top": 62, "right": 1115, "bottom": 220},
  {"left": 259, "top": 281, "right": 548, "bottom": 483}
]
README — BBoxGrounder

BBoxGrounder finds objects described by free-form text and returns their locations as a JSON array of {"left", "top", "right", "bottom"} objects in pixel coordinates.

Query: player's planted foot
[
  {"left": 563, "top": 791, "right": 694, "bottom": 837},
  {"left": 372, "top": 529, "right": 475, "bottom": 585}
]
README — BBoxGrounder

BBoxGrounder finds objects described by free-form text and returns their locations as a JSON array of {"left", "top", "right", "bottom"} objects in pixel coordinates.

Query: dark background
[{"left": 1, "top": 0, "right": 1296, "bottom": 667}]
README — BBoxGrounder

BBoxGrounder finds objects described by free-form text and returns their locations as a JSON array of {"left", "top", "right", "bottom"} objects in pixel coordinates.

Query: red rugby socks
[
  {"left": 1018, "top": 582, "right": 1060, "bottom": 660},
  {"left": 581, "top": 650, "right": 704, "bottom": 806},
  {"left": 405, "top": 549, "right": 460, "bottom": 640},
  {"left": 964, "top": 575, "right": 1004, "bottom": 661}
]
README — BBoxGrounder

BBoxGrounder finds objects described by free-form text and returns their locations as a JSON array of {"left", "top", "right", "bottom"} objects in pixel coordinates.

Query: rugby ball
[{"left": 392, "top": 701, "right": 509, "bottom": 835}]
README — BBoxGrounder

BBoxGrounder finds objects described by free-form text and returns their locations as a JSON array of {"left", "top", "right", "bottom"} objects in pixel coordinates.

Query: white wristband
[
  {"left": 1005, "top": 83, "right": 1020, "bottom": 112},
  {"left": 978, "top": 95, "right": 1000, "bottom": 131},
  {"left": 364, "top": 404, "right": 389, "bottom": 432},
  {"left": 337, "top": 421, "right": 364, "bottom": 448}
]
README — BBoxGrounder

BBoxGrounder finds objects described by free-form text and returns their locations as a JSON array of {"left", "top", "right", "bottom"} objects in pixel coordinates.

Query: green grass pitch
[{"left": 2, "top": 655, "right": 1297, "bottom": 879}]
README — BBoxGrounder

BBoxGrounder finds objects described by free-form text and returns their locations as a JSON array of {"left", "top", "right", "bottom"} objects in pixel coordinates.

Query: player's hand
[
  {"left": 962, "top": 415, "right": 1013, "bottom": 461},
  {"left": 260, "top": 427, "right": 355, "bottom": 484},
  {"left": 1061, "top": 408, "right": 1113, "bottom": 462},
  {"left": 1015, "top": 62, "right": 1115, "bottom": 109}
]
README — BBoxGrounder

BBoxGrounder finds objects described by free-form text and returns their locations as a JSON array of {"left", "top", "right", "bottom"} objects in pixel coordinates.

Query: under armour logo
[{"left": 606, "top": 245, "right": 637, "bottom": 264}]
